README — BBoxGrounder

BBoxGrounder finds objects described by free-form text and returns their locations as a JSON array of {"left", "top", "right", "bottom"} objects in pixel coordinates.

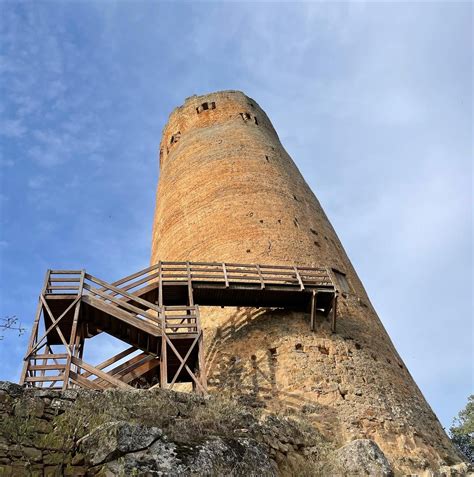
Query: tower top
[{"left": 159, "top": 90, "right": 279, "bottom": 169}]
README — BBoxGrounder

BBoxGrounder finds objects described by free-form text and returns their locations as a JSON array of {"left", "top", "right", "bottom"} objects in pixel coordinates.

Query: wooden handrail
[
  {"left": 84, "top": 274, "right": 160, "bottom": 312},
  {"left": 83, "top": 283, "right": 158, "bottom": 324}
]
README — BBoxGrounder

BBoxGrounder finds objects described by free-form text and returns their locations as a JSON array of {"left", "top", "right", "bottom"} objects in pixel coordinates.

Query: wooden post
[
  {"left": 186, "top": 262, "right": 194, "bottom": 325},
  {"left": 158, "top": 261, "right": 163, "bottom": 307},
  {"left": 196, "top": 306, "right": 207, "bottom": 394},
  {"left": 20, "top": 299, "right": 42, "bottom": 385},
  {"left": 160, "top": 308, "right": 167, "bottom": 388},
  {"left": 310, "top": 290, "right": 317, "bottom": 332},
  {"left": 20, "top": 270, "right": 50, "bottom": 386},
  {"left": 331, "top": 294, "right": 338, "bottom": 333},
  {"left": 62, "top": 270, "right": 85, "bottom": 390}
]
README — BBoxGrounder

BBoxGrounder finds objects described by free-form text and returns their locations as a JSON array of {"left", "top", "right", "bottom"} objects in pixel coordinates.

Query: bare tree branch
[{"left": 0, "top": 315, "right": 26, "bottom": 340}]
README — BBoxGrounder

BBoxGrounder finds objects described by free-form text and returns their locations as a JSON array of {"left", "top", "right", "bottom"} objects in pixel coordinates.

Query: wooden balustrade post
[
  {"left": 222, "top": 263, "right": 229, "bottom": 288},
  {"left": 158, "top": 261, "right": 163, "bottom": 307}
]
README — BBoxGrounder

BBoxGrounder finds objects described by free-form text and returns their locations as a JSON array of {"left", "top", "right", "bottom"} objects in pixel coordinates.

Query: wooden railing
[
  {"left": 45, "top": 270, "right": 83, "bottom": 295},
  {"left": 157, "top": 262, "right": 332, "bottom": 289},
  {"left": 49, "top": 261, "right": 334, "bottom": 301},
  {"left": 162, "top": 305, "right": 199, "bottom": 335},
  {"left": 22, "top": 353, "right": 68, "bottom": 388},
  {"left": 81, "top": 273, "right": 161, "bottom": 335}
]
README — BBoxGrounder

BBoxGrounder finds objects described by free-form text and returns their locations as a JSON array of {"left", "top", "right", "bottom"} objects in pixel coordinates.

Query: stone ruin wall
[{"left": 151, "top": 90, "right": 462, "bottom": 474}]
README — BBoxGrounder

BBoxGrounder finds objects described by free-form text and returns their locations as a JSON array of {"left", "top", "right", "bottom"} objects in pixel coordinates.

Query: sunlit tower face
[{"left": 151, "top": 90, "right": 460, "bottom": 474}]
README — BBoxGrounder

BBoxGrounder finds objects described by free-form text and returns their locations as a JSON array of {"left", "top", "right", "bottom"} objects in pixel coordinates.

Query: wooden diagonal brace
[
  {"left": 168, "top": 332, "right": 201, "bottom": 388},
  {"left": 165, "top": 335, "right": 206, "bottom": 394},
  {"left": 27, "top": 296, "right": 80, "bottom": 358}
]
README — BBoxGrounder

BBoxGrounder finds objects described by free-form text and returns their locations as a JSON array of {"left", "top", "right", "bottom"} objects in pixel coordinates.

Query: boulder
[
  {"left": 103, "top": 435, "right": 277, "bottom": 476},
  {"left": 331, "top": 439, "right": 393, "bottom": 476}
]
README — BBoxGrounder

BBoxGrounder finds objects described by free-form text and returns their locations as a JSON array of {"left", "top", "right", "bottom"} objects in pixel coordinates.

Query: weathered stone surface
[
  {"left": 0, "top": 382, "right": 23, "bottom": 397},
  {"left": 150, "top": 90, "right": 465, "bottom": 474},
  {"left": 79, "top": 421, "right": 163, "bottom": 465},
  {"left": 19, "top": 446, "right": 42, "bottom": 462},
  {"left": 103, "top": 436, "right": 277, "bottom": 477},
  {"left": 331, "top": 439, "right": 393, "bottom": 476},
  {"left": 0, "top": 383, "right": 470, "bottom": 476}
]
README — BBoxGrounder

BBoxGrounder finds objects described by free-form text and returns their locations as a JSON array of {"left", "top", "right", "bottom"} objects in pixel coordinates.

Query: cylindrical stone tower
[{"left": 151, "top": 91, "right": 461, "bottom": 473}]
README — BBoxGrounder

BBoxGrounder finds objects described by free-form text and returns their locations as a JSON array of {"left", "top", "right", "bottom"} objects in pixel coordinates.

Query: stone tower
[{"left": 151, "top": 91, "right": 461, "bottom": 473}]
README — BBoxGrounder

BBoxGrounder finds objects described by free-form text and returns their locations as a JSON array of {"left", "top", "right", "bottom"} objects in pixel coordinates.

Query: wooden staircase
[{"left": 20, "top": 262, "right": 337, "bottom": 393}]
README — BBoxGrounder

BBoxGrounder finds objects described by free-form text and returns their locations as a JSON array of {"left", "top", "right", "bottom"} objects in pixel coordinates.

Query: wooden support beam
[
  {"left": 28, "top": 295, "right": 80, "bottom": 357},
  {"left": 63, "top": 270, "right": 85, "bottom": 390},
  {"left": 81, "top": 346, "right": 136, "bottom": 378},
  {"left": 160, "top": 314, "right": 168, "bottom": 389},
  {"left": 331, "top": 294, "right": 338, "bottom": 333},
  {"left": 164, "top": 335, "right": 206, "bottom": 394},
  {"left": 69, "top": 371, "right": 104, "bottom": 390},
  {"left": 94, "top": 353, "right": 151, "bottom": 382},
  {"left": 25, "top": 375, "right": 64, "bottom": 383},
  {"left": 120, "top": 357, "right": 160, "bottom": 384},
  {"left": 20, "top": 270, "right": 51, "bottom": 386},
  {"left": 71, "top": 356, "right": 133, "bottom": 389},
  {"left": 168, "top": 333, "right": 201, "bottom": 388},
  {"left": 29, "top": 353, "right": 68, "bottom": 360},
  {"left": 310, "top": 290, "right": 317, "bottom": 332},
  {"left": 29, "top": 364, "right": 66, "bottom": 371},
  {"left": 196, "top": 307, "right": 207, "bottom": 394},
  {"left": 158, "top": 261, "right": 163, "bottom": 308},
  {"left": 20, "top": 299, "right": 43, "bottom": 385}
]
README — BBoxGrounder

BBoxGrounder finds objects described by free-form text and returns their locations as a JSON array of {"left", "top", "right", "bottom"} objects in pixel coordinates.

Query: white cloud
[
  {"left": 0, "top": 119, "right": 26, "bottom": 138},
  {"left": 27, "top": 175, "right": 47, "bottom": 189}
]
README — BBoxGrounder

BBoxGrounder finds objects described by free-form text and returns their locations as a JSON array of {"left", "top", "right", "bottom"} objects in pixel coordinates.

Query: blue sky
[{"left": 0, "top": 1, "right": 472, "bottom": 430}]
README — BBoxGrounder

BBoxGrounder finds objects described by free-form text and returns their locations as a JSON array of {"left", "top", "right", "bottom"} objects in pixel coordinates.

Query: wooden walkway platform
[{"left": 20, "top": 262, "right": 337, "bottom": 393}]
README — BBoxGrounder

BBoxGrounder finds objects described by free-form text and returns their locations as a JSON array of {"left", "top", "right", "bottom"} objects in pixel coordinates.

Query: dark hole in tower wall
[
  {"left": 240, "top": 112, "right": 259, "bottom": 125},
  {"left": 196, "top": 101, "right": 216, "bottom": 114},
  {"left": 170, "top": 132, "right": 181, "bottom": 145}
]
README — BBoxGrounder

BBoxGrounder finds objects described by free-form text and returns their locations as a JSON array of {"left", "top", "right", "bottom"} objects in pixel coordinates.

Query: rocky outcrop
[
  {"left": 0, "top": 382, "right": 469, "bottom": 476},
  {"left": 80, "top": 421, "right": 276, "bottom": 476},
  {"left": 330, "top": 439, "right": 394, "bottom": 476}
]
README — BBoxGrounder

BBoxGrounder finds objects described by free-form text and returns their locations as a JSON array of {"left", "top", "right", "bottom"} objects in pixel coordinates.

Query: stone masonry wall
[
  {"left": 1, "top": 382, "right": 470, "bottom": 476},
  {"left": 150, "top": 90, "right": 464, "bottom": 475}
]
